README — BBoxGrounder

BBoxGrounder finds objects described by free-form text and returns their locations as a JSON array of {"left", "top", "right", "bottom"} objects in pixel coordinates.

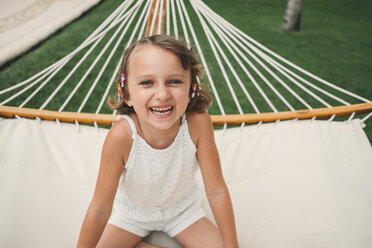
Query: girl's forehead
[
  {"left": 130, "top": 45, "right": 177, "bottom": 62},
  {"left": 128, "top": 45, "right": 189, "bottom": 76}
]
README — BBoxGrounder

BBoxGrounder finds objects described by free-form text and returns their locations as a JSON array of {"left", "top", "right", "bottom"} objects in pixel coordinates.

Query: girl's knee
[{"left": 174, "top": 218, "right": 223, "bottom": 248}]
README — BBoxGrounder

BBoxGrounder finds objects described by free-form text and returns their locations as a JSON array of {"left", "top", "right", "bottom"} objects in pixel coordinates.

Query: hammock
[{"left": 0, "top": 0, "right": 371, "bottom": 247}]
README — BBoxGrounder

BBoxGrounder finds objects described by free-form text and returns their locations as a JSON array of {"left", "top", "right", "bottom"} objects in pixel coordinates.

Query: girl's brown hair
[{"left": 107, "top": 35, "right": 212, "bottom": 115}]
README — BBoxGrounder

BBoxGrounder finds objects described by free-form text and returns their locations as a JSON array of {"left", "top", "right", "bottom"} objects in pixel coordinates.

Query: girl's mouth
[{"left": 150, "top": 106, "right": 174, "bottom": 116}]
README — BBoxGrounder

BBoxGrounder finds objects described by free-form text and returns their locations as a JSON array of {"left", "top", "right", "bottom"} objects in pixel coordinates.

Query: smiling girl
[{"left": 77, "top": 35, "right": 238, "bottom": 248}]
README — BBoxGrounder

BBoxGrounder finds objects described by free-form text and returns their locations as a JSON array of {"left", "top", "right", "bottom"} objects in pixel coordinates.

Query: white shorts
[{"left": 108, "top": 201, "right": 206, "bottom": 238}]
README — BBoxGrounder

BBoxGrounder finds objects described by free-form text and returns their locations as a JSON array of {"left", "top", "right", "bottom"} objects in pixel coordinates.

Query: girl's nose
[{"left": 155, "top": 84, "right": 171, "bottom": 100}]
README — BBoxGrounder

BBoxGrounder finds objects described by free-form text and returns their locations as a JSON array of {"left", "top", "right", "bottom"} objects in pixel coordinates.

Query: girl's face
[{"left": 125, "top": 45, "right": 191, "bottom": 132}]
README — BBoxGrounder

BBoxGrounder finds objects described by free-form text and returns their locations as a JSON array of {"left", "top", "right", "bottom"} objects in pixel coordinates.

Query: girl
[{"left": 77, "top": 35, "right": 238, "bottom": 248}]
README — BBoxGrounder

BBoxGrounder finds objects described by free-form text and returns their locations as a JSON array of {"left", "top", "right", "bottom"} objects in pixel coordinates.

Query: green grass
[{"left": 0, "top": 0, "right": 371, "bottom": 143}]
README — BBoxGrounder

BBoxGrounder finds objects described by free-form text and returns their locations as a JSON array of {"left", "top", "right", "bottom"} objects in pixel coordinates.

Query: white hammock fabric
[{"left": 0, "top": 118, "right": 371, "bottom": 247}]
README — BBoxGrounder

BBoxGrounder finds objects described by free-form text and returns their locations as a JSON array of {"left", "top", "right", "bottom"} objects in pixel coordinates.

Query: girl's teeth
[
  {"left": 151, "top": 107, "right": 173, "bottom": 115},
  {"left": 152, "top": 107, "right": 171, "bottom": 111}
]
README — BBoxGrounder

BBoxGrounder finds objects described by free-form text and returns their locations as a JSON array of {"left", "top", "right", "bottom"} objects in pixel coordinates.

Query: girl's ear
[
  {"left": 123, "top": 78, "right": 132, "bottom": 106},
  {"left": 188, "top": 82, "right": 192, "bottom": 103},
  {"left": 124, "top": 96, "right": 133, "bottom": 107}
]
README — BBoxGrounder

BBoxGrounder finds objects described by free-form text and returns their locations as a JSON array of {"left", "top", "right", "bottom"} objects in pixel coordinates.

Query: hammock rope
[
  {"left": 200, "top": 3, "right": 348, "bottom": 107},
  {"left": 177, "top": 0, "right": 226, "bottom": 116},
  {"left": 201, "top": 0, "right": 370, "bottom": 104},
  {"left": 0, "top": 0, "right": 371, "bottom": 126},
  {"left": 196, "top": 0, "right": 336, "bottom": 110}
]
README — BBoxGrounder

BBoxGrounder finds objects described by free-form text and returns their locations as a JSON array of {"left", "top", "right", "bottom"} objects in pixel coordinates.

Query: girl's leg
[
  {"left": 174, "top": 217, "right": 224, "bottom": 248},
  {"left": 97, "top": 224, "right": 143, "bottom": 248}
]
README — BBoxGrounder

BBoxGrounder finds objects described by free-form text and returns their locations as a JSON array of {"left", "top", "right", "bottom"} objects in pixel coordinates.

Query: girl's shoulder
[
  {"left": 186, "top": 111, "right": 213, "bottom": 147},
  {"left": 110, "top": 116, "right": 133, "bottom": 144},
  {"left": 104, "top": 116, "right": 134, "bottom": 162},
  {"left": 186, "top": 111, "right": 212, "bottom": 125}
]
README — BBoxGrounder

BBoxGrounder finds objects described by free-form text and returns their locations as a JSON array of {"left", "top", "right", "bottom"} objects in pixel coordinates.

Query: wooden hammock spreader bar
[
  {"left": 145, "top": 0, "right": 167, "bottom": 37},
  {"left": 1, "top": 103, "right": 371, "bottom": 126},
  {"left": 0, "top": 106, "right": 116, "bottom": 126},
  {"left": 211, "top": 103, "right": 372, "bottom": 126}
]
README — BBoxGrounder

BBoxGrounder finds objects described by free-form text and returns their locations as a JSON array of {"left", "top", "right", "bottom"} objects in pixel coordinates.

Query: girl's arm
[
  {"left": 192, "top": 112, "right": 239, "bottom": 248},
  {"left": 76, "top": 121, "right": 130, "bottom": 248}
]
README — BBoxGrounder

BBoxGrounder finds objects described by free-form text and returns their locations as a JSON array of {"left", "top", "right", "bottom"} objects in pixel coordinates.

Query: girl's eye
[
  {"left": 169, "top": 80, "right": 181, "bottom": 84},
  {"left": 140, "top": 80, "right": 152, "bottom": 85}
]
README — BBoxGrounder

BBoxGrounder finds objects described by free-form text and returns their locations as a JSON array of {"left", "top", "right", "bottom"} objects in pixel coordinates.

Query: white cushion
[{"left": 1, "top": 118, "right": 371, "bottom": 247}]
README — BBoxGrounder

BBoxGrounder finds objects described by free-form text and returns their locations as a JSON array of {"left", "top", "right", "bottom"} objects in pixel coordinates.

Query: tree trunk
[{"left": 281, "top": 0, "right": 303, "bottom": 31}]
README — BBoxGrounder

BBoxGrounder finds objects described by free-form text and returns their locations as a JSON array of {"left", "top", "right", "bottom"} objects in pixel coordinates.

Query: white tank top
[{"left": 112, "top": 114, "right": 201, "bottom": 223}]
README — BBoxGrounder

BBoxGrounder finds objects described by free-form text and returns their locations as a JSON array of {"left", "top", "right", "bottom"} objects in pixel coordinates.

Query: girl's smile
[
  {"left": 149, "top": 106, "right": 174, "bottom": 117},
  {"left": 125, "top": 45, "right": 191, "bottom": 141}
]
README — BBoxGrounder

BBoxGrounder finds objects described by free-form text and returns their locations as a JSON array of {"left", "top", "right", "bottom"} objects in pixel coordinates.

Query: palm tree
[{"left": 282, "top": 0, "right": 303, "bottom": 31}]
